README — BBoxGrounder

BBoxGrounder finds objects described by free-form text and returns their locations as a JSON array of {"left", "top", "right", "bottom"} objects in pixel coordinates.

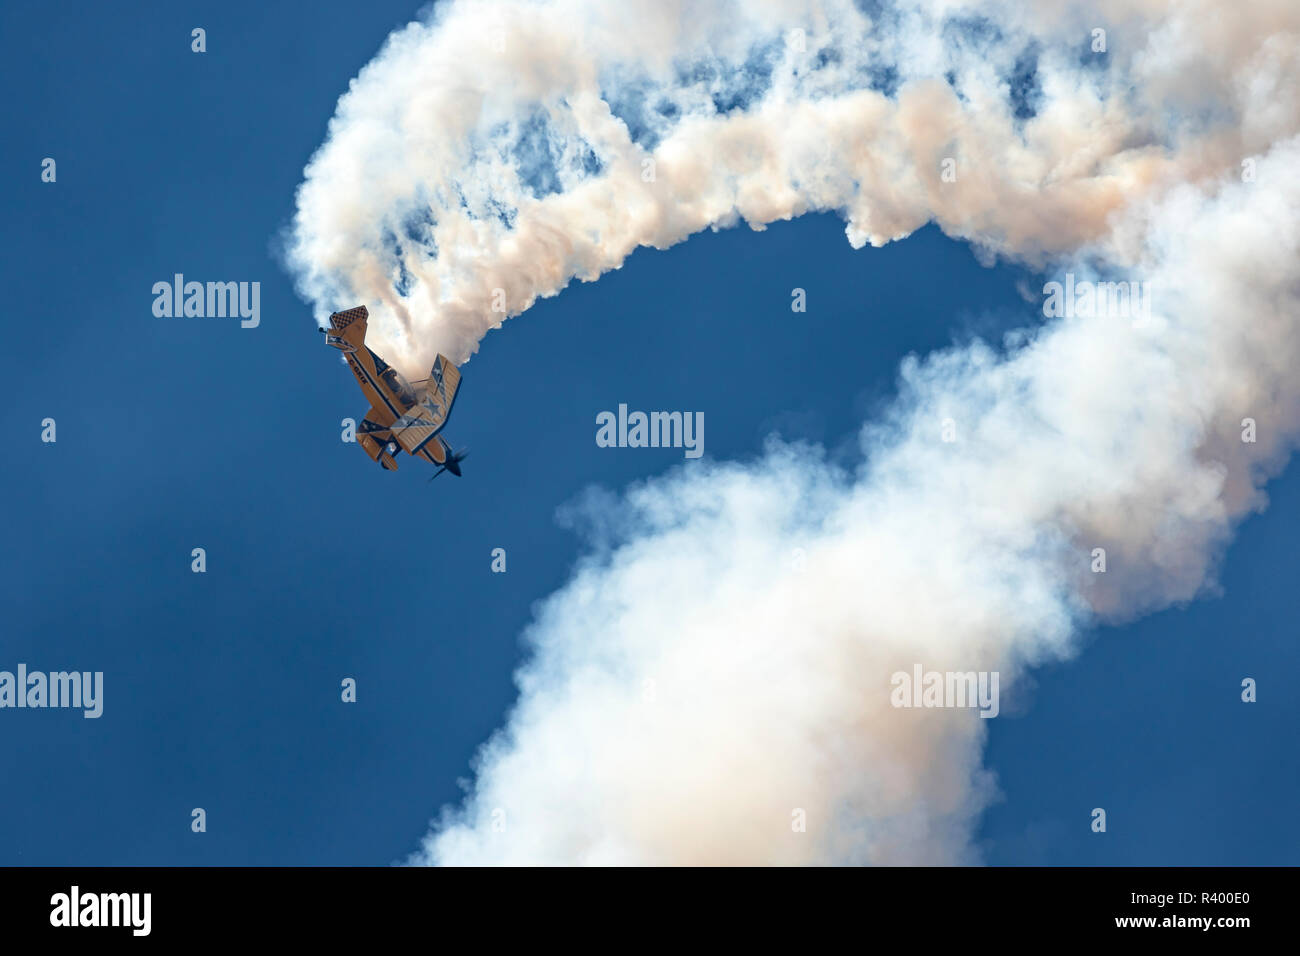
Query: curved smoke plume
[{"left": 287, "top": 0, "right": 1300, "bottom": 863}]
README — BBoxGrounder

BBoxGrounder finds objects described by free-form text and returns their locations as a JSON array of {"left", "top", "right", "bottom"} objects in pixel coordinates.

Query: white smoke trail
[
  {"left": 287, "top": 0, "right": 1300, "bottom": 863},
  {"left": 291, "top": 0, "right": 1296, "bottom": 378}
]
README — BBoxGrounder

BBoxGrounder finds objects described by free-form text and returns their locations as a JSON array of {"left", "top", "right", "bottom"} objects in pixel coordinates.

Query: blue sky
[{"left": 2, "top": 0, "right": 1296, "bottom": 865}]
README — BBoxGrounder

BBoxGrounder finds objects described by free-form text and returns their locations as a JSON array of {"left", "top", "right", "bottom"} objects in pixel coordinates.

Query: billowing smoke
[{"left": 287, "top": 0, "right": 1300, "bottom": 864}]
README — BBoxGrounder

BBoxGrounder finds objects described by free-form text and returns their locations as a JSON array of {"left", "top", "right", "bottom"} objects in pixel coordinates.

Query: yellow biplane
[{"left": 320, "top": 306, "right": 467, "bottom": 478}]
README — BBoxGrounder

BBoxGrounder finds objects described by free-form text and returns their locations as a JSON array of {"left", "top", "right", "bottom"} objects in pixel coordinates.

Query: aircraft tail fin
[{"left": 323, "top": 305, "right": 368, "bottom": 351}]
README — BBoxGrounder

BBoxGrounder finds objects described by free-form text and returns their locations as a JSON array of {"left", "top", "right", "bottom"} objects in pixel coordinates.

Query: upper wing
[
  {"left": 427, "top": 354, "right": 461, "bottom": 413},
  {"left": 388, "top": 354, "right": 461, "bottom": 455}
]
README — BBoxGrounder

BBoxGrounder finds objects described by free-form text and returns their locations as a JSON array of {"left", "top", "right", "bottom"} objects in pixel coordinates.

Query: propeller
[{"left": 428, "top": 447, "right": 469, "bottom": 482}]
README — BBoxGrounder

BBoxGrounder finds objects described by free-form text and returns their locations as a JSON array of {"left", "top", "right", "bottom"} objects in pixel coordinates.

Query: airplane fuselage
[{"left": 345, "top": 345, "right": 416, "bottom": 425}]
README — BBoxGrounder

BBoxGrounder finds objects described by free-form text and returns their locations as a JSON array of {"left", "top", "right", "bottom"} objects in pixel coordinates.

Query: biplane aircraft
[{"left": 320, "top": 306, "right": 467, "bottom": 479}]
